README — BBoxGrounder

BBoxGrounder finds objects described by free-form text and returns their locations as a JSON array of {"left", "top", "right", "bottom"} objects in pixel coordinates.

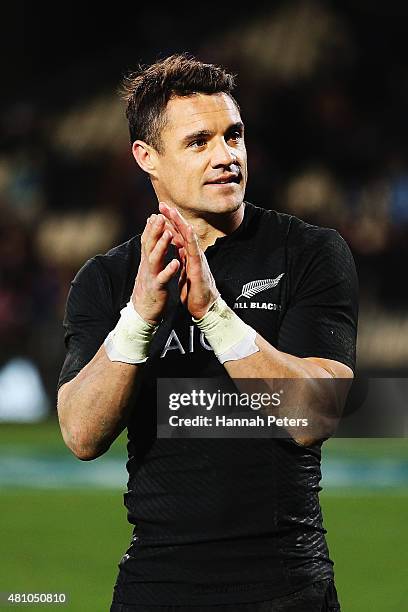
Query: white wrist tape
[
  {"left": 104, "top": 301, "right": 159, "bottom": 364},
  {"left": 192, "top": 295, "right": 259, "bottom": 364}
]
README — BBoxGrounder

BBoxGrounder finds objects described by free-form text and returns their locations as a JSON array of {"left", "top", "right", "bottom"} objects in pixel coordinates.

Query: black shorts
[{"left": 110, "top": 579, "right": 340, "bottom": 611}]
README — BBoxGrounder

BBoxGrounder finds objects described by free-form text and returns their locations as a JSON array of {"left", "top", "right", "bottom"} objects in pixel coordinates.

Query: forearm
[
  {"left": 223, "top": 334, "right": 349, "bottom": 445},
  {"left": 57, "top": 345, "right": 141, "bottom": 460},
  {"left": 223, "top": 334, "right": 333, "bottom": 379}
]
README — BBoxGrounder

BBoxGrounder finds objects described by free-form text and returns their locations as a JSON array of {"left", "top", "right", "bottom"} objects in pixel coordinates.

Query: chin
[
  {"left": 207, "top": 193, "right": 244, "bottom": 213},
  {"left": 219, "top": 197, "right": 243, "bottom": 213}
]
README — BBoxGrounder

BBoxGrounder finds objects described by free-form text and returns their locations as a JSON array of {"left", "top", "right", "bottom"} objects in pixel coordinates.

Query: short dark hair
[{"left": 120, "top": 53, "right": 239, "bottom": 153}]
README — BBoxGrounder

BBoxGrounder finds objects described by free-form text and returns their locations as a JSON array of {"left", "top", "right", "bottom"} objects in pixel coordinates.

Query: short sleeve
[
  {"left": 277, "top": 229, "right": 358, "bottom": 371},
  {"left": 58, "top": 258, "right": 115, "bottom": 389}
]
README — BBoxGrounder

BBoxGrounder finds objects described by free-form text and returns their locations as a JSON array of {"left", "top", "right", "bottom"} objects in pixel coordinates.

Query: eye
[
  {"left": 189, "top": 138, "right": 207, "bottom": 149},
  {"left": 227, "top": 130, "right": 243, "bottom": 143}
]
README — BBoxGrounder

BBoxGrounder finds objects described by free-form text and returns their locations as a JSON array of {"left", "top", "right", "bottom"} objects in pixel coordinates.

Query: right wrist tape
[{"left": 104, "top": 301, "right": 159, "bottom": 364}]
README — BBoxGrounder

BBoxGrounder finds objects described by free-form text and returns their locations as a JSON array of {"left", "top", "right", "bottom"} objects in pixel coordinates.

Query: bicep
[
  {"left": 278, "top": 229, "right": 358, "bottom": 372},
  {"left": 58, "top": 258, "right": 115, "bottom": 390}
]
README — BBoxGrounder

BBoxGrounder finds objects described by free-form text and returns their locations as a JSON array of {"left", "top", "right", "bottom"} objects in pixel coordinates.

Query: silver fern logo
[{"left": 236, "top": 274, "right": 285, "bottom": 300}]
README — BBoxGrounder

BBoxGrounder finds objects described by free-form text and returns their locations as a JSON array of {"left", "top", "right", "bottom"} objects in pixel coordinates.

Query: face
[{"left": 150, "top": 93, "right": 247, "bottom": 216}]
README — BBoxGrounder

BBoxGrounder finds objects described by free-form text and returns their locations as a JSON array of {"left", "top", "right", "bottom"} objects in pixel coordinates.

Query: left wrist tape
[{"left": 192, "top": 295, "right": 259, "bottom": 363}]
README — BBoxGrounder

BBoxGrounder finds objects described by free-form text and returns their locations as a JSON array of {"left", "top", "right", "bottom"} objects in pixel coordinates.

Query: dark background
[
  {"left": 1, "top": 1, "right": 408, "bottom": 413},
  {"left": 0, "top": 5, "right": 407, "bottom": 611}
]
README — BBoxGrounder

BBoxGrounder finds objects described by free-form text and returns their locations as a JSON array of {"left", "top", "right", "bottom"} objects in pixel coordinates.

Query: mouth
[{"left": 205, "top": 174, "right": 241, "bottom": 186}]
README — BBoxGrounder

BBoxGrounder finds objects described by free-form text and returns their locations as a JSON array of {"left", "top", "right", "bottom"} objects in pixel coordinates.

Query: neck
[{"left": 176, "top": 202, "right": 245, "bottom": 251}]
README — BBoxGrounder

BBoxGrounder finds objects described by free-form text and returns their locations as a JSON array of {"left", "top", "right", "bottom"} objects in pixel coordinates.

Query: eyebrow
[{"left": 181, "top": 121, "right": 244, "bottom": 146}]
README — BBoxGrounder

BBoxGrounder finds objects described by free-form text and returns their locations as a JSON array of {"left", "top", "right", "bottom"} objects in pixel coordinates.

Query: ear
[{"left": 132, "top": 140, "right": 159, "bottom": 176}]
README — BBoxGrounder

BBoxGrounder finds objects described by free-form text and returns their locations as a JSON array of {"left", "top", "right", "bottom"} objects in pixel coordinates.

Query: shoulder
[
  {"left": 70, "top": 235, "right": 141, "bottom": 310},
  {"left": 283, "top": 217, "right": 357, "bottom": 298},
  {"left": 246, "top": 207, "right": 357, "bottom": 296},
  {"left": 286, "top": 214, "right": 344, "bottom": 250},
  {"left": 283, "top": 215, "right": 355, "bottom": 272},
  {"left": 245, "top": 202, "right": 348, "bottom": 254},
  {"left": 77, "top": 235, "right": 140, "bottom": 279},
  {"left": 95, "top": 234, "right": 141, "bottom": 273},
  {"left": 245, "top": 201, "right": 293, "bottom": 232}
]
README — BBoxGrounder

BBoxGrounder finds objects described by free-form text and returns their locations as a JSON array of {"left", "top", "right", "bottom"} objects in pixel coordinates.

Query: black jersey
[{"left": 58, "top": 202, "right": 358, "bottom": 606}]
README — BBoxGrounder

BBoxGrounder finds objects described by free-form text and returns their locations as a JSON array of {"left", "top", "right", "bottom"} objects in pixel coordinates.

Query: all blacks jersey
[{"left": 58, "top": 202, "right": 358, "bottom": 605}]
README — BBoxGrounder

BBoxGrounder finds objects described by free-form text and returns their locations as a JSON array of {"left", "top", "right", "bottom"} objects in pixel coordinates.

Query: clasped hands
[{"left": 132, "top": 201, "right": 219, "bottom": 325}]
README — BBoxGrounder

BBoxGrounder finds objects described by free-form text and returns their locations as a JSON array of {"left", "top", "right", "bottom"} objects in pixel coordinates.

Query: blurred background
[{"left": 0, "top": 1, "right": 407, "bottom": 610}]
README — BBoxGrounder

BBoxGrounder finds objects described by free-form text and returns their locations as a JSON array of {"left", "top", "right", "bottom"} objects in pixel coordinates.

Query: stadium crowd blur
[{"left": 1, "top": 2, "right": 407, "bottom": 418}]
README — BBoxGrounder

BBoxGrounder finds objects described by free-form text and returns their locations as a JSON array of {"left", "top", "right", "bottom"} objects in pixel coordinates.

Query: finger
[
  {"left": 164, "top": 219, "right": 184, "bottom": 248},
  {"left": 159, "top": 203, "right": 190, "bottom": 242},
  {"left": 141, "top": 214, "right": 157, "bottom": 253},
  {"left": 170, "top": 208, "right": 190, "bottom": 243},
  {"left": 158, "top": 202, "right": 174, "bottom": 221},
  {"left": 171, "top": 211, "right": 201, "bottom": 260},
  {"left": 158, "top": 202, "right": 174, "bottom": 227},
  {"left": 178, "top": 246, "right": 186, "bottom": 263},
  {"left": 156, "top": 258, "right": 180, "bottom": 286},
  {"left": 184, "top": 224, "right": 201, "bottom": 259},
  {"left": 159, "top": 204, "right": 202, "bottom": 264},
  {"left": 148, "top": 229, "right": 174, "bottom": 272},
  {"left": 178, "top": 263, "right": 187, "bottom": 289},
  {"left": 145, "top": 214, "right": 166, "bottom": 254},
  {"left": 163, "top": 206, "right": 201, "bottom": 261},
  {"left": 158, "top": 203, "right": 186, "bottom": 248},
  {"left": 140, "top": 215, "right": 153, "bottom": 247}
]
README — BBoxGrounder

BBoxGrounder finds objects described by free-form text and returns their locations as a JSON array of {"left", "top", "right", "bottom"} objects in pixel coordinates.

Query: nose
[{"left": 210, "top": 137, "right": 237, "bottom": 168}]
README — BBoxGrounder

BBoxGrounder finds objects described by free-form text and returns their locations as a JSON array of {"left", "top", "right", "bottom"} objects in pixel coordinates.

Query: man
[{"left": 57, "top": 54, "right": 357, "bottom": 611}]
